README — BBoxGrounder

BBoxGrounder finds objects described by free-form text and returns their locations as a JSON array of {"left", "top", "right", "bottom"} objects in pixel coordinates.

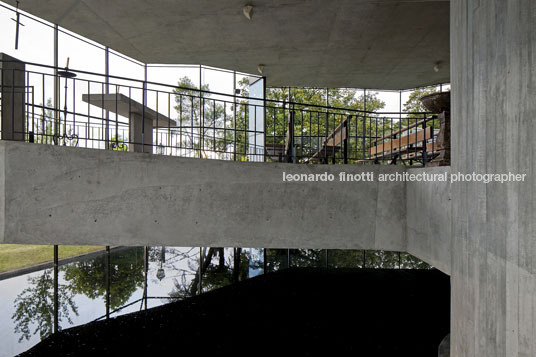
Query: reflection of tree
[
  {"left": 11, "top": 248, "right": 145, "bottom": 343},
  {"left": 267, "top": 249, "right": 431, "bottom": 271},
  {"left": 169, "top": 248, "right": 250, "bottom": 299},
  {"left": 62, "top": 248, "right": 145, "bottom": 309},
  {"left": 12, "top": 269, "right": 78, "bottom": 342}
]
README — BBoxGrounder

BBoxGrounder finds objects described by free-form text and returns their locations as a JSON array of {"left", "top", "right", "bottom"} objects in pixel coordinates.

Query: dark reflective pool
[{"left": 0, "top": 246, "right": 429, "bottom": 356}]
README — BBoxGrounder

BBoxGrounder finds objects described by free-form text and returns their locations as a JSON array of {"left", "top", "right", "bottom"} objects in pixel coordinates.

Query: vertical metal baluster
[
  {"left": 87, "top": 80, "right": 90, "bottom": 146},
  {"left": 233, "top": 72, "right": 237, "bottom": 161},
  {"left": 142, "top": 64, "right": 147, "bottom": 153},
  {"left": 144, "top": 246, "right": 148, "bottom": 310},
  {"left": 287, "top": 248, "right": 291, "bottom": 269},
  {"left": 53, "top": 245, "right": 59, "bottom": 333},
  {"left": 115, "top": 85, "right": 119, "bottom": 148},
  {"left": 167, "top": 92, "right": 171, "bottom": 155},
  {"left": 105, "top": 246, "right": 110, "bottom": 319},
  {"left": 198, "top": 247, "right": 203, "bottom": 294},
  {"left": 105, "top": 47, "right": 110, "bottom": 149},
  {"left": 213, "top": 99, "right": 216, "bottom": 153}
]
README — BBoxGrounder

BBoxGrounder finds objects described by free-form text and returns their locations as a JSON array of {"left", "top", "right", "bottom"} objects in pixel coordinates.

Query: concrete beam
[{"left": 0, "top": 141, "right": 408, "bottom": 250}]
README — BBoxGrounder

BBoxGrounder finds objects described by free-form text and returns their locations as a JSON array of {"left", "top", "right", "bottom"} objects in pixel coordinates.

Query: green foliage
[
  {"left": 109, "top": 135, "right": 128, "bottom": 151},
  {"left": 239, "top": 80, "right": 388, "bottom": 162},
  {"left": 37, "top": 99, "right": 55, "bottom": 145},
  {"left": 62, "top": 248, "right": 145, "bottom": 309},
  {"left": 266, "top": 249, "right": 431, "bottom": 270},
  {"left": 12, "top": 269, "right": 78, "bottom": 342},
  {"left": 36, "top": 98, "right": 78, "bottom": 146},
  {"left": 403, "top": 86, "right": 443, "bottom": 129},
  {"left": 168, "top": 247, "right": 251, "bottom": 298},
  {"left": 11, "top": 248, "right": 144, "bottom": 343},
  {"left": 403, "top": 87, "right": 439, "bottom": 114},
  {"left": 173, "top": 77, "right": 232, "bottom": 158}
]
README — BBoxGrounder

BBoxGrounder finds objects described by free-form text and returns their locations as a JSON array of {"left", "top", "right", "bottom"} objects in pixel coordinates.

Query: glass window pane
[
  {"left": 289, "top": 249, "right": 326, "bottom": 268},
  {"left": 364, "top": 250, "right": 400, "bottom": 269},
  {"left": 266, "top": 249, "right": 289, "bottom": 272},
  {"left": 327, "top": 249, "right": 364, "bottom": 268},
  {"left": 59, "top": 245, "right": 107, "bottom": 329}
]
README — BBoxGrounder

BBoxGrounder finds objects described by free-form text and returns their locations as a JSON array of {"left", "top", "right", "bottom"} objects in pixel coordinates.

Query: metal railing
[{"left": 0, "top": 59, "right": 439, "bottom": 166}]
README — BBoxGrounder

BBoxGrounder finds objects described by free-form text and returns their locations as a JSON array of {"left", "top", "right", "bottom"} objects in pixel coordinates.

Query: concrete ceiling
[{"left": 4, "top": 0, "right": 450, "bottom": 89}]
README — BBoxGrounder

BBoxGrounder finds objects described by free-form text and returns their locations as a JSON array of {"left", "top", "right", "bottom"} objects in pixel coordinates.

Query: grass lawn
[{"left": 0, "top": 244, "right": 104, "bottom": 273}]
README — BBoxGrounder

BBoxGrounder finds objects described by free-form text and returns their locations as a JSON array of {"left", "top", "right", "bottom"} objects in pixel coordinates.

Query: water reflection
[
  {"left": 12, "top": 268, "right": 77, "bottom": 343},
  {"left": 1, "top": 246, "right": 430, "bottom": 355},
  {"left": 63, "top": 247, "right": 144, "bottom": 310}
]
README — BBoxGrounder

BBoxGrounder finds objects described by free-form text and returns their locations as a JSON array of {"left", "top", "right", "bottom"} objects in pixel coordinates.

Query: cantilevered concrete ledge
[{"left": 0, "top": 141, "right": 451, "bottom": 274}]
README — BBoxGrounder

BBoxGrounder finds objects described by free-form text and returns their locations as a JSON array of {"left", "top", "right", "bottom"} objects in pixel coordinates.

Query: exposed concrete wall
[
  {"left": 451, "top": 1, "right": 536, "bottom": 355},
  {"left": 406, "top": 167, "right": 451, "bottom": 275},
  {"left": 0, "top": 141, "right": 407, "bottom": 250}
]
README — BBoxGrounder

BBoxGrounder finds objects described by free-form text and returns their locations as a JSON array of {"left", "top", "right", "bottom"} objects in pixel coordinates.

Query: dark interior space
[{"left": 21, "top": 268, "right": 450, "bottom": 356}]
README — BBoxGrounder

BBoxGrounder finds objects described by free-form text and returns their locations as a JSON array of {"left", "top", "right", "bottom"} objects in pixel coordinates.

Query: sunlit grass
[{"left": 0, "top": 244, "right": 104, "bottom": 273}]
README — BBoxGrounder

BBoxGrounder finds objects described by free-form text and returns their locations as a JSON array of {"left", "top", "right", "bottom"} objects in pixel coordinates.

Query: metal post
[
  {"left": 198, "top": 247, "right": 203, "bottom": 294},
  {"left": 422, "top": 114, "right": 428, "bottom": 165},
  {"left": 263, "top": 248, "right": 267, "bottom": 273},
  {"left": 105, "top": 246, "right": 110, "bottom": 319},
  {"left": 104, "top": 47, "right": 110, "bottom": 149},
  {"left": 361, "top": 89, "right": 367, "bottom": 159},
  {"left": 263, "top": 76, "right": 267, "bottom": 162},
  {"left": 199, "top": 65, "right": 202, "bottom": 158},
  {"left": 325, "top": 88, "right": 329, "bottom": 165},
  {"left": 53, "top": 25, "right": 59, "bottom": 145},
  {"left": 343, "top": 118, "right": 348, "bottom": 164},
  {"left": 287, "top": 248, "right": 291, "bottom": 268},
  {"left": 143, "top": 246, "right": 148, "bottom": 310},
  {"left": 142, "top": 64, "right": 147, "bottom": 153},
  {"left": 288, "top": 107, "right": 296, "bottom": 163},
  {"left": 53, "top": 245, "right": 59, "bottom": 333},
  {"left": 233, "top": 247, "right": 241, "bottom": 283},
  {"left": 233, "top": 71, "right": 237, "bottom": 161}
]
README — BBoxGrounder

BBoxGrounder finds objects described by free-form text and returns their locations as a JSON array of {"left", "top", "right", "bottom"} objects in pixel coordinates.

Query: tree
[
  {"left": 62, "top": 247, "right": 145, "bottom": 309},
  {"left": 36, "top": 98, "right": 79, "bottom": 146},
  {"left": 12, "top": 269, "right": 78, "bottom": 342},
  {"left": 173, "top": 77, "right": 231, "bottom": 159},
  {"left": 266, "top": 249, "right": 431, "bottom": 270},
  {"left": 403, "top": 86, "right": 443, "bottom": 129},
  {"left": 36, "top": 99, "right": 55, "bottom": 145},
  {"left": 109, "top": 135, "right": 128, "bottom": 151},
  {"left": 403, "top": 87, "right": 440, "bottom": 114},
  {"left": 238, "top": 81, "right": 387, "bottom": 162},
  {"left": 168, "top": 248, "right": 251, "bottom": 299}
]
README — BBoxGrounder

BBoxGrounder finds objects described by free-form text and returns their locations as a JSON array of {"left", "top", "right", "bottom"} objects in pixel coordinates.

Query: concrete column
[
  {"left": 451, "top": 1, "right": 536, "bottom": 355},
  {"left": 129, "top": 113, "right": 153, "bottom": 153},
  {"left": 0, "top": 53, "right": 25, "bottom": 141}
]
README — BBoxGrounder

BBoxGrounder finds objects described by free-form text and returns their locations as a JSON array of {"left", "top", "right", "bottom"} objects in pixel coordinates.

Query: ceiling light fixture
[
  {"left": 257, "top": 64, "right": 265, "bottom": 75},
  {"left": 243, "top": 4, "right": 254, "bottom": 20},
  {"left": 433, "top": 61, "right": 441, "bottom": 73}
]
